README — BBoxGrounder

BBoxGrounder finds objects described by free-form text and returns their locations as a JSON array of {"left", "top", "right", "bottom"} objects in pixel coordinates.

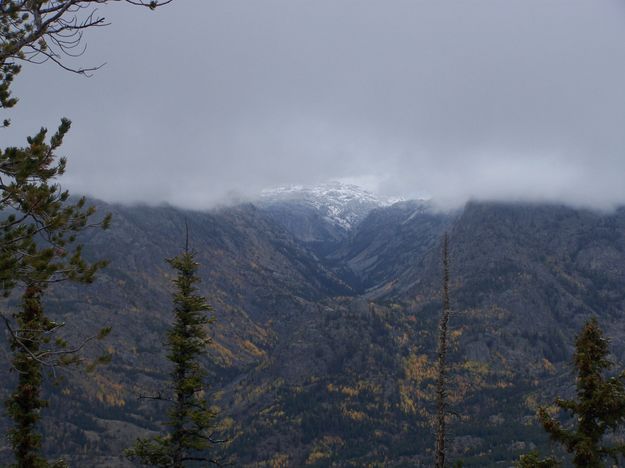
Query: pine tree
[
  {"left": 1, "top": 2, "right": 174, "bottom": 465},
  {"left": 435, "top": 232, "right": 451, "bottom": 468},
  {"left": 537, "top": 318, "right": 625, "bottom": 467},
  {"left": 127, "top": 245, "right": 220, "bottom": 467},
  {"left": 1, "top": 120, "right": 110, "bottom": 468}
]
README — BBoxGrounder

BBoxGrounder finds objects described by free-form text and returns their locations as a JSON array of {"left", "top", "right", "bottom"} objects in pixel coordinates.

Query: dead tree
[{"left": 435, "top": 232, "right": 451, "bottom": 467}]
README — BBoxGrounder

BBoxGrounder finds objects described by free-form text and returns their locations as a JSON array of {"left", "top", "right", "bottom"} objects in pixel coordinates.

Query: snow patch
[{"left": 260, "top": 181, "right": 401, "bottom": 231}]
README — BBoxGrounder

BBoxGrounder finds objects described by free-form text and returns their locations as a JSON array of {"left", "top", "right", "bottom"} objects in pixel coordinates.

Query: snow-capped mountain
[{"left": 259, "top": 181, "right": 402, "bottom": 232}]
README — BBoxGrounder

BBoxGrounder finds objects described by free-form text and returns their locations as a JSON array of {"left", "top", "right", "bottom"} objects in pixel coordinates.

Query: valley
[{"left": 2, "top": 184, "right": 625, "bottom": 466}]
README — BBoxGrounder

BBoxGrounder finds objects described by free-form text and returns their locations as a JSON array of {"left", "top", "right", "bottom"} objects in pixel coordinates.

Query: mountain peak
[{"left": 259, "top": 181, "right": 400, "bottom": 232}]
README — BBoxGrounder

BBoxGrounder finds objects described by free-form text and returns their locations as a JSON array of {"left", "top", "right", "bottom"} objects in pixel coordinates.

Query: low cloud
[{"left": 5, "top": 0, "right": 625, "bottom": 210}]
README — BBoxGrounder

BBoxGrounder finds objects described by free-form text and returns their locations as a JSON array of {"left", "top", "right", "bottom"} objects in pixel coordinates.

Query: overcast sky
[{"left": 5, "top": 0, "right": 625, "bottom": 209}]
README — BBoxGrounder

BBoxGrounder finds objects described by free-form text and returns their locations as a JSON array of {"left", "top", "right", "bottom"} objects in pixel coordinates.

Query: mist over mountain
[
  {"left": 1, "top": 183, "right": 625, "bottom": 466},
  {"left": 9, "top": 2, "right": 625, "bottom": 211},
  {"left": 5, "top": 0, "right": 625, "bottom": 466}
]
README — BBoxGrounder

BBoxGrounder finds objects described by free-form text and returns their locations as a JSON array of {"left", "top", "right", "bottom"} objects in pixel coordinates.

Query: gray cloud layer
[{"left": 5, "top": 0, "right": 625, "bottom": 209}]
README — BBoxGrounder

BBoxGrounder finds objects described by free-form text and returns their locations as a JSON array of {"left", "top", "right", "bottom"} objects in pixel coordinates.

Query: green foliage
[
  {"left": 537, "top": 318, "right": 625, "bottom": 467},
  {"left": 1, "top": 9, "right": 109, "bottom": 467},
  {"left": 127, "top": 250, "right": 219, "bottom": 467},
  {"left": 6, "top": 288, "right": 48, "bottom": 468},
  {"left": 515, "top": 451, "right": 561, "bottom": 467},
  {"left": 1, "top": 2, "right": 174, "bottom": 465},
  {"left": 0, "top": 119, "right": 110, "bottom": 294},
  {"left": 0, "top": 115, "right": 109, "bottom": 466}
]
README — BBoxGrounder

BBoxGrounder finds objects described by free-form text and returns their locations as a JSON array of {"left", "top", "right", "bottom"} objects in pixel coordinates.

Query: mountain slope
[
  {"left": 0, "top": 201, "right": 351, "bottom": 465},
  {"left": 333, "top": 200, "right": 453, "bottom": 295},
  {"left": 258, "top": 182, "right": 401, "bottom": 255},
  {"left": 1, "top": 195, "right": 625, "bottom": 466}
]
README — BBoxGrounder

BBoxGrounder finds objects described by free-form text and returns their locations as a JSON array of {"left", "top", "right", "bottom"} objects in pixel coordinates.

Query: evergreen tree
[
  {"left": 1, "top": 119, "right": 110, "bottom": 468},
  {"left": 536, "top": 318, "right": 625, "bottom": 467},
  {"left": 1, "top": 2, "right": 173, "bottom": 465},
  {"left": 127, "top": 246, "right": 220, "bottom": 467}
]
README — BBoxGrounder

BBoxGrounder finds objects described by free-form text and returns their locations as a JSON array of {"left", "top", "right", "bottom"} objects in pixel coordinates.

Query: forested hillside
[
  {"left": 3, "top": 1, "right": 625, "bottom": 467},
  {"left": 2, "top": 194, "right": 625, "bottom": 466}
]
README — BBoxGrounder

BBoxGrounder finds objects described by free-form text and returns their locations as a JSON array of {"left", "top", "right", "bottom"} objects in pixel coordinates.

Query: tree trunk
[
  {"left": 435, "top": 233, "right": 450, "bottom": 468},
  {"left": 7, "top": 286, "right": 47, "bottom": 468}
]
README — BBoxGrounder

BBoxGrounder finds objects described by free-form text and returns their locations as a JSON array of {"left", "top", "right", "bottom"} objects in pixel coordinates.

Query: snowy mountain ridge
[{"left": 259, "top": 182, "right": 404, "bottom": 231}]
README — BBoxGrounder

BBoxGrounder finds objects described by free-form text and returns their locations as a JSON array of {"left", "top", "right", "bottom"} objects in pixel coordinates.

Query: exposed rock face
[
  {"left": 2, "top": 191, "right": 625, "bottom": 466},
  {"left": 333, "top": 200, "right": 453, "bottom": 295},
  {"left": 258, "top": 182, "right": 405, "bottom": 255}
]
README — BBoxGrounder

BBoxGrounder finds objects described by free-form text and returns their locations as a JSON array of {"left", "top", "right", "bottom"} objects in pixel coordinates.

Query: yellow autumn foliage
[
  {"left": 269, "top": 453, "right": 290, "bottom": 467},
  {"left": 241, "top": 339, "right": 265, "bottom": 357}
]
